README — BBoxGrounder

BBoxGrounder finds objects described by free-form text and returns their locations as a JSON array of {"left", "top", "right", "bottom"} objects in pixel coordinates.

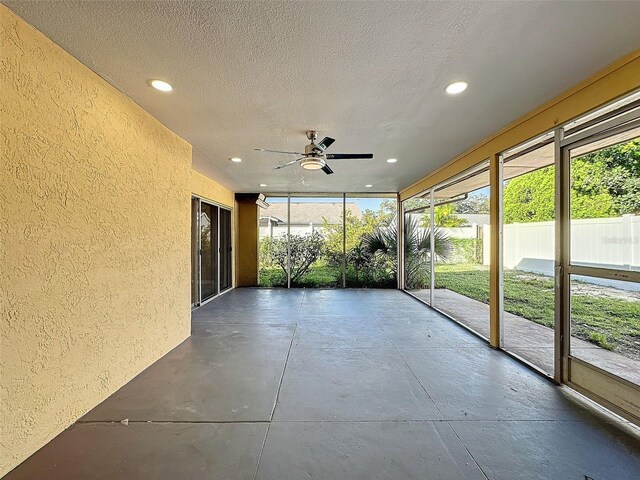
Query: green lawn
[{"left": 435, "top": 263, "right": 640, "bottom": 360}]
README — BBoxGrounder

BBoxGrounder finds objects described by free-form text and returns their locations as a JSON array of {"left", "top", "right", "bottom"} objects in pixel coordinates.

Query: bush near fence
[{"left": 449, "top": 238, "right": 483, "bottom": 264}]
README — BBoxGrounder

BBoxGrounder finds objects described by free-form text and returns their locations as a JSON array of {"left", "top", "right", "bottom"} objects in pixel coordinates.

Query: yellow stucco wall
[
  {"left": 191, "top": 169, "right": 234, "bottom": 208},
  {"left": 0, "top": 6, "right": 194, "bottom": 475}
]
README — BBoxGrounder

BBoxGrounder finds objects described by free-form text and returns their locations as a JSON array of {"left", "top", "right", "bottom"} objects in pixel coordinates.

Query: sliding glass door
[
  {"left": 200, "top": 202, "right": 218, "bottom": 301},
  {"left": 191, "top": 197, "right": 200, "bottom": 307},
  {"left": 191, "top": 196, "right": 233, "bottom": 306},
  {"left": 560, "top": 112, "right": 640, "bottom": 418},
  {"left": 220, "top": 208, "right": 232, "bottom": 292}
]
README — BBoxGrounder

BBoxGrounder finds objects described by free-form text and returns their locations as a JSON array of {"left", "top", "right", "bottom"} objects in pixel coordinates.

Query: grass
[
  {"left": 258, "top": 265, "right": 396, "bottom": 288},
  {"left": 434, "top": 263, "right": 640, "bottom": 360}
]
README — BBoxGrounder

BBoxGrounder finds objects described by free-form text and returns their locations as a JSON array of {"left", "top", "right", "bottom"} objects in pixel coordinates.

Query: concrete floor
[
  {"left": 411, "top": 288, "right": 640, "bottom": 384},
  {"left": 6, "top": 288, "right": 640, "bottom": 479}
]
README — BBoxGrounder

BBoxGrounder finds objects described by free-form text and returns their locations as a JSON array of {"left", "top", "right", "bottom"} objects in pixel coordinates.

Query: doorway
[
  {"left": 558, "top": 110, "right": 640, "bottom": 421},
  {"left": 191, "top": 197, "right": 233, "bottom": 307}
]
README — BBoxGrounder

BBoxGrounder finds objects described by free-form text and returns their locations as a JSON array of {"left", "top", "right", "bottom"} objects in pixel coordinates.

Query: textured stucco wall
[
  {"left": 0, "top": 6, "right": 193, "bottom": 475},
  {"left": 191, "top": 169, "right": 234, "bottom": 208}
]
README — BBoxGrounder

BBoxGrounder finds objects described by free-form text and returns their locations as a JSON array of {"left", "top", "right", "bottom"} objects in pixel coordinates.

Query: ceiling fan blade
[
  {"left": 316, "top": 137, "right": 335, "bottom": 151},
  {"left": 274, "top": 158, "right": 304, "bottom": 170},
  {"left": 325, "top": 153, "right": 373, "bottom": 160},
  {"left": 321, "top": 164, "right": 334, "bottom": 175},
  {"left": 255, "top": 148, "right": 304, "bottom": 155}
]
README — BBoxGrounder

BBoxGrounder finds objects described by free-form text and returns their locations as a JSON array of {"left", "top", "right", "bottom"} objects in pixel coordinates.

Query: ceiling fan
[{"left": 255, "top": 130, "right": 373, "bottom": 175}]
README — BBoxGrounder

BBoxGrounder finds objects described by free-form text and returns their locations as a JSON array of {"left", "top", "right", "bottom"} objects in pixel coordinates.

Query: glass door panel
[
  {"left": 569, "top": 127, "right": 640, "bottom": 271},
  {"left": 501, "top": 138, "right": 556, "bottom": 376},
  {"left": 258, "top": 197, "right": 289, "bottom": 287},
  {"left": 220, "top": 207, "right": 232, "bottom": 292},
  {"left": 200, "top": 202, "right": 218, "bottom": 300},
  {"left": 289, "top": 196, "right": 343, "bottom": 288},
  {"left": 344, "top": 195, "right": 397, "bottom": 288},
  {"left": 569, "top": 274, "right": 640, "bottom": 385},
  {"left": 566, "top": 125, "right": 640, "bottom": 384},
  {"left": 432, "top": 163, "right": 490, "bottom": 338},
  {"left": 403, "top": 196, "right": 433, "bottom": 303},
  {"left": 191, "top": 197, "right": 199, "bottom": 306}
]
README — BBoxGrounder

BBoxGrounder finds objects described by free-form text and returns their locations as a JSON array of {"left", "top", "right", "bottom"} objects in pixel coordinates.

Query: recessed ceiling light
[
  {"left": 259, "top": 183, "right": 267, "bottom": 187},
  {"left": 445, "top": 81, "right": 468, "bottom": 95},
  {"left": 230, "top": 157, "right": 242, "bottom": 163},
  {"left": 149, "top": 79, "right": 173, "bottom": 92},
  {"left": 365, "top": 184, "right": 373, "bottom": 188},
  {"left": 386, "top": 158, "right": 398, "bottom": 163}
]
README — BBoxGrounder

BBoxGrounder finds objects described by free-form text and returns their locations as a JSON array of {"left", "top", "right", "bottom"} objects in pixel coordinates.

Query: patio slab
[{"left": 6, "top": 289, "right": 639, "bottom": 479}]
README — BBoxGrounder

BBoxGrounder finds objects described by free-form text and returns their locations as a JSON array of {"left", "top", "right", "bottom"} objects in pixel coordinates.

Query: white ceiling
[{"left": 5, "top": 0, "right": 640, "bottom": 193}]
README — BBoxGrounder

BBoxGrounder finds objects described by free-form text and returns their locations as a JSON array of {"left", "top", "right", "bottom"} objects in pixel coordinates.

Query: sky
[{"left": 265, "top": 196, "right": 392, "bottom": 212}]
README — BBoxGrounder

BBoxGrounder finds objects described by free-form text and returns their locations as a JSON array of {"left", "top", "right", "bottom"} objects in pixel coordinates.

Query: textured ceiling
[{"left": 5, "top": 0, "right": 640, "bottom": 193}]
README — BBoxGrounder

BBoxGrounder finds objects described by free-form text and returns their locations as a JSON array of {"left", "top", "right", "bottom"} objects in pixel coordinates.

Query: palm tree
[{"left": 362, "top": 215, "right": 452, "bottom": 289}]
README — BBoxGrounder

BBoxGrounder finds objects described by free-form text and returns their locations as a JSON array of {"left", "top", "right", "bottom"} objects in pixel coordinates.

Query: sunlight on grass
[{"left": 434, "top": 263, "right": 639, "bottom": 360}]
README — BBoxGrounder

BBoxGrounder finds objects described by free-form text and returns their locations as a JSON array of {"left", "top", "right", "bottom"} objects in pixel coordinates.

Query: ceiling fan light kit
[
  {"left": 300, "top": 157, "right": 326, "bottom": 170},
  {"left": 255, "top": 130, "right": 373, "bottom": 175}
]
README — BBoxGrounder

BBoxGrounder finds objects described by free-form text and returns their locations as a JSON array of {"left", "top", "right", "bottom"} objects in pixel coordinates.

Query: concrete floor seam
[
  {"left": 446, "top": 420, "right": 491, "bottom": 480},
  {"left": 74, "top": 420, "right": 273, "bottom": 425},
  {"left": 371, "top": 313, "right": 446, "bottom": 420},
  {"left": 269, "top": 323, "right": 297, "bottom": 421},
  {"left": 267, "top": 418, "right": 632, "bottom": 424},
  {"left": 252, "top": 423, "right": 271, "bottom": 480}
]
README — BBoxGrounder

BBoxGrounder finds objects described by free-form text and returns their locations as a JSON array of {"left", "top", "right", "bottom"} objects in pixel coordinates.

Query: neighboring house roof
[{"left": 259, "top": 202, "right": 361, "bottom": 226}]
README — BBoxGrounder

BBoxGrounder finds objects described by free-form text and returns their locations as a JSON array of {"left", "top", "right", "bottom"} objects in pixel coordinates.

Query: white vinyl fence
[{"left": 482, "top": 215, "right": 640, "bottom": 290}]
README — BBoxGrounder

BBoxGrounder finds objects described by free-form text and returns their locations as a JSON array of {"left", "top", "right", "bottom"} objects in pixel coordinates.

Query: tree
[
  {"left": 455, "top": 194, "right": 490, "bottom": 214},
  {"left": 267, "top": 232, "right": 325, "bottom": 282},
  {"left": 581, "top": 139, "right": 640, "bottom": 215},
  {"left": 503, "top": 166, "right": 556, "bottom": 223},
  {"left": 570, "top": 159, "right": 616, "bottom": 218},
  {"left": 503, "top": 139, "right": 639, "bottom": 223},
  {"left": 362, "top": 215, "right": 453, "bottom": 289},
  {"left": 322, "top": 208, "right": 387, "bottom": 258},
  {"left": 432, "top": 203, "right": 468, "bottom": 227}
]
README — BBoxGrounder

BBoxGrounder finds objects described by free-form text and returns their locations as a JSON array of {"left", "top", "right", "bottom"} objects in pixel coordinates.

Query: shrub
[
  {"left": 260, "top": 232, "right": 325, "bottom": 283},
  {"left": 362, "top": 215, "right": 452, "bottom": 289},
  {"left": 448, "top": 238, "right": 483, "bottom": 264}
]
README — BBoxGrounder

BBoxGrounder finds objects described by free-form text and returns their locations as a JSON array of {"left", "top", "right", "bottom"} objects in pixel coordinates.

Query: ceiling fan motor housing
[{"left": 305, "top": 143, "right": 323, "bottom": 155}]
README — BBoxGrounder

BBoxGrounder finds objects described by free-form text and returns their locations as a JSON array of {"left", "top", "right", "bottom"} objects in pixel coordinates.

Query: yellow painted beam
[
  {"left": 235, "top": 194, "right": 259, "bottom": 286},
  {"left": 488, "top": 153, "right": 502, "bottom": 348}
]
